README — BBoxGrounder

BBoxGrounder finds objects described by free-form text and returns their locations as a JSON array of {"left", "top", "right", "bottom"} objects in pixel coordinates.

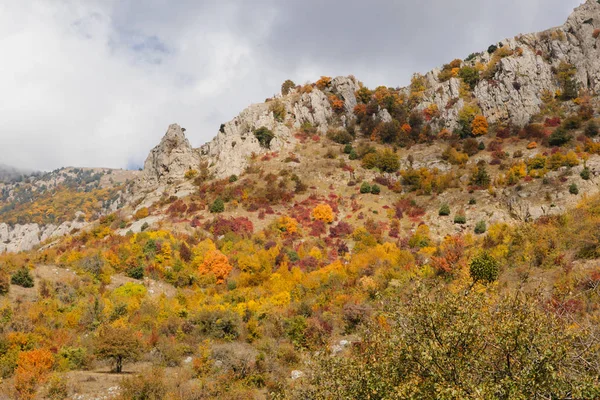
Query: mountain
[
  {"left": 1, "top": 1, "right": 600, "bottom": 399},
  {"left": 0, "top": 164, "right": 31, "bottom": 183}
]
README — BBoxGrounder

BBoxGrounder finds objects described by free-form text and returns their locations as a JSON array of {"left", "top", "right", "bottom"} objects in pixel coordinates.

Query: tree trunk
[{"left": 116, "top": 356, "right": 122, "bottom": 373}]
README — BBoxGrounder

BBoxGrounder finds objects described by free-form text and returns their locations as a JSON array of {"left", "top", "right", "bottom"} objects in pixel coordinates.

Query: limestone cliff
[
  {"left": 418, "top": 0, "right": 600, "bottom": 128},
  {"left": 140, "top": 123, "right": 201, "bottom": 186},
  {"left": 192, "top": 1, "right": 599, "bottom": 179},
  {"left": 200, "top": 76, "right": 360, "bottom": 178}
]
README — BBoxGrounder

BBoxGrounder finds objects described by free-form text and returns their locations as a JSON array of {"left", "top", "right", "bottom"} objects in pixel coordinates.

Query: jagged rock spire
[{"left": 141, "top": 123, "right": 200, "bottom": 186}]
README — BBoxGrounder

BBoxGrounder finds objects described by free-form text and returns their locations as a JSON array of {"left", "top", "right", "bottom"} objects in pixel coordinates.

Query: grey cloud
[{"left": 0, "top": 0, "right": 583, "bottom": 171}]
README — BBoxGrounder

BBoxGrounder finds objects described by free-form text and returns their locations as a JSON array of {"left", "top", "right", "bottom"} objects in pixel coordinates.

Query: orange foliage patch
[
  {"left": 471, "top": 115, "right": 489, "bottom": 136},
  {"left": 316, "top": 76, "right": 332, "bottom": 90},
  {"left": 14, "top": 349, "right": 54, "bottom": 400},
  {"left": 199, "top": 250, "right": 233, "bottom": 283}
]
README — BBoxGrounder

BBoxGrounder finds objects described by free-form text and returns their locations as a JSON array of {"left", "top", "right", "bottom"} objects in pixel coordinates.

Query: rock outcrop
[
  {"left": 134, "top": 2, "right": 598, "bottom": 185},
  {"left": 140, "top": 124, "right": 201, "bottom": 187},
  {"left": 200, "top": 76, "right": 360, "bottom": 178},
  {"left": 0, "top": 218, "right": 87, "bottom": 253},
  {"left": 416, "top": 0, "right": 600, "bottom": 129}
]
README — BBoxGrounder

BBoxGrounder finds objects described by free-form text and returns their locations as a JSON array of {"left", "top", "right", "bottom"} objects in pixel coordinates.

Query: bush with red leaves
[
  {"left": 167, "top": 200, "right": 188, "bottom": 217},
  {"left": 310, "top": 220, "right": 327, "bottom": 237},
  {"left": 204, "top": 216, "right": 254, "bottom": 237},
  {"left": 544, "top": 117, "right": 562, "bottom": 127},
  {"left": 298, "top": 256, "right": 319, "bottom": 272},
  {"left": 329, "top": 221, "right": 354, "bottom": 238}
]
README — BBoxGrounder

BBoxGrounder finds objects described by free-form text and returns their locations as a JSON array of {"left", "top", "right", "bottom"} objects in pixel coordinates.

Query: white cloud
[{"left": 0, "top": 0, "right": 583, "bottom": 171}]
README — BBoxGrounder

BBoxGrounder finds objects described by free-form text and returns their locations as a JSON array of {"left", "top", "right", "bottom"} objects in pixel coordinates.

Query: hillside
[
  {"left": 0, "top": 164, "right": 31, "bottom": 184},
  {"left": 1, "top": 1, "right": 600, "bottom": 399}
]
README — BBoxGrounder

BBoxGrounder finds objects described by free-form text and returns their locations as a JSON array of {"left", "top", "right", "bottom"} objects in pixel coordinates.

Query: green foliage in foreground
[{"left": 280, "top": 286, "right": 600, "bottom": 400}]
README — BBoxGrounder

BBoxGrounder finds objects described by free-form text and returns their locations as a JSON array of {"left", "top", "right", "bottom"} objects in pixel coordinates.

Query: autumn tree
[
  {"left": 179, "top": 242, "right": 192, "bottom": 262},
  {"left": 312, "top": 204, "right": 334, "bottom": 224},
  {"left": 134, "top": 207, "right": 149, "bottom": 220},
  {"left": 557, "top": 61, "right": 578, "bottom": 100},
  {"left": 0, "top": 268, "right": 9, "bottom": 295},
  {"left": 198, "top": 250, "right": 233, "bottom": 283},
  {"left": 457, "top": 104, "right": 480, "bottom": 137},
  {"left": 14, "top": 349, "right": 55, "bottom": 400},
  {"left": 316, "top": 76, "right": 332, "bottom": 90},
  {"left": 471, "top": 115, "right": 489, "bottom": 136},
  {"left": 94, "top": 325, "right": 142, "bottom": 373},
  {"left": 287, "top": 288, "right": 600, "bottom": 399},
  {"left": 355, "top": 86, "right": 373, "bottom": 104},
  {"left": 377, "top": 120, "right": 401, "bottom": 143}
]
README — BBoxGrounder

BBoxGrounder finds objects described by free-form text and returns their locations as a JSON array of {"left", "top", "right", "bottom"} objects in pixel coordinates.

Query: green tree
[
  {"left": 557, "top": 62, "right": 578, "bottom": 101},
  {"left": 474, "top": 220, "right": 487, "bottom": 234},
  {"left": 439, "top": 203, "right": 450, "bottom": 216},
  {"left": 281, "top": 79, "right": 296, "bottom": 96},
  {"left": 458, "top": 66, "right": 480, "bottom": 89},
  {"left": 581, "top": 167, "right": 591, "bottom": 180},
  {"left": 470, "top": 162, "right": 491, "bottom": 187},
  {"left": 11, "top": 268, "right": 34, "bottom": 288},
  {"left": 469, "top": 252, "right": 498, "bottom": 283},
  {"left": 569, "top": 183, "right": 579, "bottom": 195},
  {"left": 254, "top": 127, "right": 275, "bottom": 149},
  {"left": 210, "top": 198, "right": 225, "bottom": 213},
  {"left": 585, "top": 120, "right": 599, "bottom": 137},
  {"left": 94, "top": 326, "right": 142, "bottom": 373},
  {"left": 548, "top": 127, "right": 572, "bottom": 146},
  {"left": 360, "top": 182, "right": 371, "bottom": 194}
]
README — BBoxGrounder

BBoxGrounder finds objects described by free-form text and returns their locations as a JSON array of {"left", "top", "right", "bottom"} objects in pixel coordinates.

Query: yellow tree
[
  {"left": 312, "top": 204, "right": 334, "bottom": 224},
  {"left": 471, "top": 115, "right": 489, "bottom": 136}
]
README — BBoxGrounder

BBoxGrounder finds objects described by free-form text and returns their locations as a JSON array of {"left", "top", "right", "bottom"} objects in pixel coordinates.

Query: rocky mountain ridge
[
  {"left": 139, "top": 0, "right": 600, "bottom": 184},
  {"left": 2, "top": 0, "right": 600, "bottom": 254}
]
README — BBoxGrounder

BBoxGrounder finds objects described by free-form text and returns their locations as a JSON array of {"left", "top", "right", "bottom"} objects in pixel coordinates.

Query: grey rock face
[
  {"left": 141, "top": 123, "right": 201, "bottom": 186},
  {"left": 200, "top": 76, "right": 360, "bottom": 178},
  {"left": 0, "top": 219, "right": 87, "bottom": 253},
  {"left": 416, "top": 0, "right": 600, "bottom": 128}
]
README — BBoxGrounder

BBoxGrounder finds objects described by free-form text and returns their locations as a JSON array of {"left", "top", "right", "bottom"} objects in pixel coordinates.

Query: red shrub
[
  {"left": 330, "top": 221, "right": 354, "bottom": 238},
  {"left": 204, "top": 217, "right": 254, "bottom": 237},
  {"left": 544, "top": 117, "right": 561, "bottom": 127},
  {"left": 310, "top": 220, "right": 327, "bottom": 237}
]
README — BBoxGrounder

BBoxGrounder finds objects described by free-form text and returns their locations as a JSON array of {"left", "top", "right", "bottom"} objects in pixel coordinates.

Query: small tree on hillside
[
  {"left": 471, "top": 115, "right": 489, "bottom": 136},
  {"left": 470, "top": 161, "right": 491, "bottom": 187},
  {"left": 0, "top": 269, "right": 9, "bottom": 295},
  {"left": 11, "top": 267, "right": 34, "bottom": 288},
  {"left": 469, "top": 252, "right": 499, "bottom": 284},
  {"left": 94, "top": 325, "right": 142, "bottom": 373},
  {"left": 210, "top": 198, "right": 225, "bottom": 213},
  {"left": 254, "top": 127, "right": 275, "bottom": 149},
  {"left": 281, "top": 79, "right": 296, "bottom": 96}
]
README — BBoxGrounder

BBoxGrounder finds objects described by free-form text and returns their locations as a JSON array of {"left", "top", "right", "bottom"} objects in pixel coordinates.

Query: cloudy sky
[{"left": 0, "top": 0, "right": 582, "bottom": 171}]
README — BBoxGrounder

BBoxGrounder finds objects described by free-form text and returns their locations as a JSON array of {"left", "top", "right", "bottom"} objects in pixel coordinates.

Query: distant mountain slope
[{"left": 0, "top": 164, "right": 31, "bottom": 183}]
